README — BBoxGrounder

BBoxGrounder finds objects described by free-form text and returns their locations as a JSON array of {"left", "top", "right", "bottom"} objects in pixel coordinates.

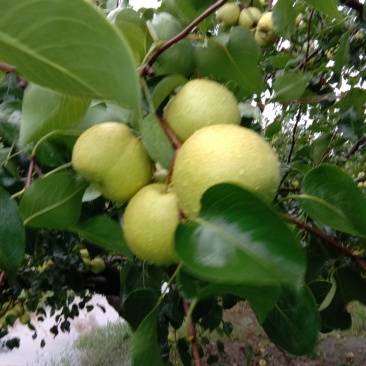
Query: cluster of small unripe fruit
[
  {"left": 216, "top": 2, "right": 277, "bottom": 47},
  {"left": 72, "top": 78, "right": 281, "bottom": 266},
  {"left": 0, "top": 300, "right": 31, "bottom": 327},
  {"left": 357, "top": 171, "right": 366, "bottom": 189}
]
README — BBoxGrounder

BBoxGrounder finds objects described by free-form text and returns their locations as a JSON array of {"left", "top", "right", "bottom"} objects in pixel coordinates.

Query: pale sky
[{"left": 130, "top": 0, "right": 159, "bottom": 8}]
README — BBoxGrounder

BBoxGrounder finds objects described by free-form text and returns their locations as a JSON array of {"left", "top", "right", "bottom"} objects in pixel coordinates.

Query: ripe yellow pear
[
  {"left": 216, "top": 3, "right": 240, "bottom": 27},
  {"left": 163, "top": 79, "right": 241, "bottom": 142},
  {"left": 171, "top": 124, "right": 281, "bottom": 219},
  {"left": 122, "top": 183, "right": 179, "bottom": 265},
  {"left": 72, "top": 122, "right": 152, "bottom": 202},
  {"left": 239, "top": 7, "right": 262, "bottom": 29},
  {"left": 255, "top": 12, "right": 277, "bottom": 47}
]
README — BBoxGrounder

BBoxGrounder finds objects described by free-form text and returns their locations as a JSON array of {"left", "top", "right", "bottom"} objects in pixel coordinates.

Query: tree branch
[
  {"left": 284, "top": 214, "right": 366, "bottom": 273},
  {"left": 0, "top": 62, "right": 15, "bottom": 73},
  {"left": 183, "top": 300, "right": 201, "bottom": 366},
  {"left": 140, "top": 0, "right": 228, "bottom": 77},
  {"left": 343, "top": 136, "right": 366, "bottom": 161}
]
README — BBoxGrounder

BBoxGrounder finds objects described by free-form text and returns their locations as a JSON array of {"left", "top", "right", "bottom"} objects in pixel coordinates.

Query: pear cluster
[
  {"left": 216, "top": 3, "right": 277, "bottom": 47},
  {"left": 0, "top": 300, "right": 30, "bottom": 327},
  {"left": 71, "top": 79, "right": 281, "bottom": 266}
]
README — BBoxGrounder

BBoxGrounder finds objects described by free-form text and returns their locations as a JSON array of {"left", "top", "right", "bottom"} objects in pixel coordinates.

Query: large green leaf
[
  {"left": 0, "top": 0, "right": 140, "bottom": 112},
  {"left": 19, "top": 83, "right": 90, "bottom": 147},
  {"left": 262, "top": 285, "right": 320, "bottom": 356},
  {"left": 194, "top": 27, "right": 264, "bottom": 97},
  {"left": 304, "top": 0, "right": 343, "bottom": 20},
  {"left": 272, "top": 72, "right": 312, "bottom": 101},
  {"left": 19, "top": 172, "right": 88, "bottom": 229},
  {"left": 140, "top": 113, "right": 175, "bottom": 169},
  {"left": 272, "top": 0, "right": 296, "bottom": 39},
  {"left": 69, "top": 215, "right": 133, "bottom": 258},
  {"left": 178, "top": 270, "right": 280, "bottom": 323},
  {"left": 0, "top": 187, "right": 26, "bottom": 274},
  {"left": 132, "top": 305, "right": 165, "bottom": 366},
  {"left": 175, "top": 184, "right": 306, "bottom": 288},
  {"left": 298, "top": 164, "right": 366, "bottom": 237},
  {"left": 334, "top": 31, "right": 351, "bottom": 73}
]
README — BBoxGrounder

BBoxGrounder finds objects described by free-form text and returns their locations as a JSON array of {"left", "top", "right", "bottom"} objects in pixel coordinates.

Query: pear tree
[{"left": 0, "top": 0, "right": 366, "bottom": 364}]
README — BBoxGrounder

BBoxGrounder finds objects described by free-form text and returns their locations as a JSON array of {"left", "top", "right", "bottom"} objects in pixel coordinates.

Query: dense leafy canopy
[{"left": 0, "top": 0, "right": 365, "bottom": 364}]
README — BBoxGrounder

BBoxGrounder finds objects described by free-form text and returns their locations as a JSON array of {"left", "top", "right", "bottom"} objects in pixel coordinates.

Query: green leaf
[
  {"left": 320, "top": 268, "right": 366, "bottom": 331},
  {"left": 194, "top": 27, "right": 264, "bottom": 96},
  {"left": 272, "top": 0, "right": 296, "bottom": 39},
  {"left": 140, "top": 113, "right": 174, "bottom": 169},
  {"left": 151, "top": 74, "right": 187, "bottom": 110},
  {"left": 19, "top": 84, "right": 90, "bottom": 147},
  {"left": 265, "top": 121, "right": 281, "bottom": 138},
  {"left": 334, "top": 31, "right": 350, "bottom": 73},
  {"left": 123, "top": 288, "right": 160, "bottom": 330},
  {"left": 0, "top": 0, "right": 140, "bottom": 112},
  {"left": 77, "top": 102, "right": 134, "bottom": 132},
  {"left": 0, "top": 187, "right": 26, "bottom": 274},
  {"left": 298, "top": 164, "right": 366, "bottom": 237},
  {"left": 175, "top": 184, "right": 306, "bottom": 288},
  {"left": 272, "top": 72, "right": 312, "bottom": 101},
  {"left": 108, "top": 7, "right": 149, "bottom": 64},
  {"left": 304, "top": 0, "right": 343, "bottom": 20},
  {"left": 309, "top": 133, "right": 333, "bottom": 164},
  {"left": 262, "top": 285, "right": 320, "bottom": 356},
  {"left": 178, "top": 270, "right": 280, "bottom": 323},
  {"left": 132, "top": 305, "right": 165, "bottom": 366},
  {"left": 0, "top": 100, "right": 22, "bottom": 144},
  {"left": 19, "top": 172, "right": 88, "bottom": 229},
  {"left": 69, "top": 215, "right": 133, "bottom": 258}
]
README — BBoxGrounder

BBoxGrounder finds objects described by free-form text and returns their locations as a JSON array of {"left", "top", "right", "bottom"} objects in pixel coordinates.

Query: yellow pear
[
  {"left": 239, "top": 7, "right": 262, "bottom": 29},
  {"left": 171, "top": 124, "right": 281, "bottom": 219},
  {"left": 255, "top": 12, "right": 277, "bottom": 47},
  {"left": 72, "top": 122, "right": 152, "bottom": 202},
  {"left": 123, "top": 183, "right": 179, "bottom": 265},
  {"left": 163, "top": 79, "right": 240, "bottom": 142},
  {"left": 216, "top": 3, "right": 240, "bottom": 27}
]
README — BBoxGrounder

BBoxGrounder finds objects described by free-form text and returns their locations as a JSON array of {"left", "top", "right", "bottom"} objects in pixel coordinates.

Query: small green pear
[
  {"left": 19, "top": 313, "right": 31, "bottom": 325},
  {"left": 72, "top": 122, "right": 152, "bottom": 203},
  {"left": 123, "top": 183, "right": 179, "bottom": 265},
  {"left": 90, "top": 257, "right": 106, "bottom": 274},
  {"left": 238, "top": 7, "right": 262, "bottom": 29},
  {"left": 255, "top": 12, "right": 277, "bottom": 47},
  {"left": 216, "top": 3, "right": 240, "bottom": 27},
  {"left": 163, "top": 79, "right": 240, "bottom": 142}
]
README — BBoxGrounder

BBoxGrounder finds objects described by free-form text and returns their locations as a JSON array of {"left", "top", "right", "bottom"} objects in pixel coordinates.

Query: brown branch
[
  {"left": 284, "top": 214, "right": 366, "bottom": 273},
  {"left": 287, "top": 107, "right": 302, "bottom": 164},
  {"left": 183, "top": 300, "right": 201, "bottom": 366},
  {"left": 140, "top": 0, "right": 228, "bottom": 77},
  {"left": 0, "top": 62, "right": 15, "bottom": 73},
  {"left": 25, "top": 158, "right": 35, "bottom": 188},
  {"left": 343, "top": 136, "right": 366, "bottom": 161},
  {"left": 0, "top": 271, "right": 6, "bottom": 288}
]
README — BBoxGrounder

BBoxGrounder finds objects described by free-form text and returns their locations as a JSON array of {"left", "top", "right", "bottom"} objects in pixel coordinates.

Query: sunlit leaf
[
  {"left": 176, "top": 184, "right": 306, "bottom": 288},
  {"left": 298, "top": 164, "right": 366, "bottom": 237},
  {"left": 19, "top": 172, "right": 88, "bottom": 229},
  {"left": 19, "top": 83, "right": 90, "bottom": 147},
  {"left": 304, "top": 0, "right": 343, "bottom": 20},
  {"left": 0, "top": 0, "right": 140, "bottom": 112},
  {"left": 273, "top": 72, "right": 312, "bottom": 101}
]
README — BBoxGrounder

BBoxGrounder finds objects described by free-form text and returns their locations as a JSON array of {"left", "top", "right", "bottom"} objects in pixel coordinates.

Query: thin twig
[
  {"left": 25, "top": 158, "right": 35, "bottom": 188},
  {"left": 343, "top": 136, "right": 366, "bottom": 161},
  {"left": 287, "top": 107, "right": 302, "bottom": 164},
  {"left": 0, "top": 62, "right": 15, "bottom": 73},
  {"left": 140, "top": 0, "right": 228, "bottom": 77},
  {"left": 0, "top": 271, "right": 6, "bottom": 288},
  {"left": 183, "top": 300, "right": 201, "bottom": 366},
  {"left": 284, "top": 214, "right": 366, "bottom": 273}
]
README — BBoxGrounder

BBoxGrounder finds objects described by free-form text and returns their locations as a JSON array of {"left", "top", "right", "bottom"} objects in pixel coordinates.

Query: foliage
[{"left": 0, "top": 0, "right": 366, "bottom": 364}]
